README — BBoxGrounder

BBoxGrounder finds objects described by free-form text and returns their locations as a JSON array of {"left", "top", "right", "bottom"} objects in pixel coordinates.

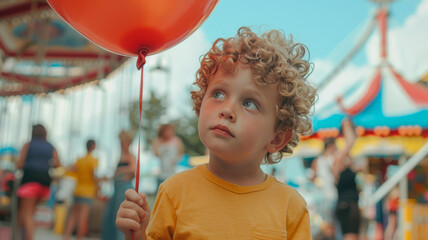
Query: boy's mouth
[{"left": 210, "top": 125, "right": 234, "bottom": 137}]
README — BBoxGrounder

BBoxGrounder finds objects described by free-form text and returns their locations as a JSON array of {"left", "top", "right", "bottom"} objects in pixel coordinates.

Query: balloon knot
[{"left": 136, "top": 48, "right": 149, "bottom": 70}]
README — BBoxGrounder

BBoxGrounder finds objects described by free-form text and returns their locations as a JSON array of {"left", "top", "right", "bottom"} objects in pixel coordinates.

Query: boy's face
[{"left": 198, "top": 63, "right": 283, "bottom": 165}]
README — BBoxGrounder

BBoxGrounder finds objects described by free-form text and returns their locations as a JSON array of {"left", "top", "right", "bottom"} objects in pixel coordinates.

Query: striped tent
[{"left": 298, "top": 8, "right": 428, "bottom": 157}]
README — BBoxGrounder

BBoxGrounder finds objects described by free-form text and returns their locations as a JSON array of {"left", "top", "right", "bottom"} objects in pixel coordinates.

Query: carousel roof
[
  {"left": 312, "top": 7, "right": 428, "bottom": 138},
  {"left": 0, "top": 0, "right": 127, "bottom": 96},
  {"left": 313, "top": 64, "right": 428, "bottom": 133}
]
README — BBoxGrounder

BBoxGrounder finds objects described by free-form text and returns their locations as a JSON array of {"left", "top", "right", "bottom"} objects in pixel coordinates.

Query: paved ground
[
  {"left": 35, "top": 228, "right": 99, "bottom": 240},
  {"left": 0, "top": 225, "right": 100, "bottom": 240}
]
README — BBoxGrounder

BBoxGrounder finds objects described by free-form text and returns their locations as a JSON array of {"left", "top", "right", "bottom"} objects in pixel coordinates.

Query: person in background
[
  {"left": 64, "top": 139, "right": 98, "bottom": 240},
  {"left": 102, "top": 130, "right": 136, "bottom": 240},
  {"left": 331, "top": 118, "right": 359, "bottom": 240},
  {"left": 384, "top": 186, "right": 399, "bottom": 240},
  {"left": 358, "top": 173, "right": 376, "bottom": 240},
  {"left": 16, "top": 124, "right": 61, "bottom": 240},
  {"left": 152, "top": 124, "right": 184, "bottom": 189},
  {"left": 311, "top": 137, "right": 339, "bottom": 240}
]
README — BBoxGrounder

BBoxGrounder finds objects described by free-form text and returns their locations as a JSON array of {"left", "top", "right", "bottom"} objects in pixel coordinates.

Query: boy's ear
[{"left": 266, "top": 130, "right": 292, "bottom": 154}]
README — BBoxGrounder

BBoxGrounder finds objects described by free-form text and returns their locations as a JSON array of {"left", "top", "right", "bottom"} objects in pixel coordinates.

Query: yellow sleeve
[
  {"left": 286, "top": 189, "right": 312, "bottom": 240},
  {"left": 146, "top": 185, "right": 176, "bottom": 240},
  {"left": 287, "top": 208, "right": 312, "bottom": 239}
]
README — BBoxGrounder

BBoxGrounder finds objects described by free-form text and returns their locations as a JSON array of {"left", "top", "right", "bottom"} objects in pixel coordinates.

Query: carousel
[
  {"left": 297, "top": 4, "right": 428, "bottom": 240},
  {"left": 0, "top": 0, "right": 129, "bottom": 238},
  {"left": 0, "top": 0, "right": 127, "bottom": 96}
]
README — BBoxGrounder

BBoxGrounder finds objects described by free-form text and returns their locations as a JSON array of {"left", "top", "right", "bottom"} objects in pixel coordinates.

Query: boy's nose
[{"left": 220, "top": 109, "right": 235, "bottom": 121}]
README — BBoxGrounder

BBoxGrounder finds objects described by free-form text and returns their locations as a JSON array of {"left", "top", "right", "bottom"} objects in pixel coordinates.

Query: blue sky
[
  {"left": 146, "top": 0, "right": 428, "bottom": 119},
  {"left": 201, "top": 0, "right": 422, "bottom": 65}
]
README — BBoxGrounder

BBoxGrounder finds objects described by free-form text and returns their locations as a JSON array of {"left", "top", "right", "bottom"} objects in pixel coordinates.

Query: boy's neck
[{"left": 206, "top": 157, "right": 266, "bottom": 186}]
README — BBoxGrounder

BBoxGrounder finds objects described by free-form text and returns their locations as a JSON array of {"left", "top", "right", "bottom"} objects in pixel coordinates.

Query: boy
[
  {"left": 64, "top": 140, "right": 99, "bottom": 240},
  {"left": 116, "top": 27, "right": 317, "bottom": 239}
]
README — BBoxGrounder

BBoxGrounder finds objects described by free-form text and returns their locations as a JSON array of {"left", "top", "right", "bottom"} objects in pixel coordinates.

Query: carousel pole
[
  {"left": 67, "top": 92, "right": 76, "bottom": 165},
  {"left": 99, "top": 86, "right": 105, "bottom": 158},
  {"left": 0, "top": 98, "right": 2, "bottom": 143},
  {"left": 99, "top": 84, "right": 110, "bottom": 172},
  {"left": 0, "top": 98, "right": 5, "bottom": 145},
  {"left": 75, "top": 90, "right": 84, "bottom": 158},
  {"left": 29, "top": 95, "right": 36, "bottom": 126},
  {"left": 398, "top": 155, "right": 409, "bottom": 240},
  {"left": 3, "top": 98, "right": 11, "bottom": 146},
  {"left": 16, "top": 97, "right": 24, "bottom": 147},
  {"left": 50, "top": 94, "right": 58, "bottom": 143}
]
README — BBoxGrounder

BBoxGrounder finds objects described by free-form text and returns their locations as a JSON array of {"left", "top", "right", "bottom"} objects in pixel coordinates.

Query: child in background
[
  {"left": 116, "top": 26, "right": 317, "bottom": 239},
  {"left": 384, "top": 187, "right": 399, "bottom": 240},
  {"left": 152, "top": 124, "right": 184, "bottom": 189},
  {"left": 64, "top": 140, "right": 98, "bottom": 240},
  {"left": 103, "top": 130, "right": 136, "bottom": 240}
]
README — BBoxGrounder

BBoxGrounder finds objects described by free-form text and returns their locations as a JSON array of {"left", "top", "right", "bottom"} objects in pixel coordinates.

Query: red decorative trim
[
  {"left": 0, "top": 2, "right": 49, "bottom": 19},
  {"left": 47, "top": 65, "right": 112, "bottom": 89},
  {"left": 377, "top": 8, "right": 388, "bottom": 59},
  {"left": 389, "top": 66, "right": 428, "bottom": 106},
  {"left": 1, "top": 72, "right": 49, "bottom": 87},
  {"left": 0, "top": 40, "right": 125, "bottom": 60},
  {"left": 1, "top": 65, "right": 112, "bottom": 90},
  {"left": 0, "top": 89, "right": 33, "bottom": 97},
  {"left": 339, "top": 68, "right": 382, "bottom": 116},
  {"left": 307, "top": 128, "right": 428, "bottom": 139}
]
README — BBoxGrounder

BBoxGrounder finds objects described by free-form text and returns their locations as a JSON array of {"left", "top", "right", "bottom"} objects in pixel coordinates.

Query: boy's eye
[
  {"left": 243, "top": 100, "right": 259, "bottom": 110},
  {"left": 213, "top": 91, "right": 225, "bottom": 99}
]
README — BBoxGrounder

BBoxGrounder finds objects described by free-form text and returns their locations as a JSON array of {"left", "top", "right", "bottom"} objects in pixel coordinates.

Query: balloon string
[{"left": 133, "top": 48, "right": 149, "bottom": 240}]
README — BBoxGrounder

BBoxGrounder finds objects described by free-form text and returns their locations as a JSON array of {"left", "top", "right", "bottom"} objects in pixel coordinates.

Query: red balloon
[{"left": 46, "top": 0, "right": 219, "bottom": 57}]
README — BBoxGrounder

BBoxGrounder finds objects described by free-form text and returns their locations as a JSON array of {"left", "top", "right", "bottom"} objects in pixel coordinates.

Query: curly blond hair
[
  {"left": 191, "top": 27, "right": 317, "bottom": 164},
  {"left": 119, "top": 130, "right": 134, "bottom": 146}
]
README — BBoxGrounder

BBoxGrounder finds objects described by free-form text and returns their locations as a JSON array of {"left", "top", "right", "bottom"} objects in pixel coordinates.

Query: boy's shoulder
[
  {"left": 271, "top": 178, "right": 307, "bottom": 207},
  {"left": 157, "top": 167, "right": 204, "bottom": 200},
  {"left": 161, "top": 166, "right": 202, "bottom": 187}
]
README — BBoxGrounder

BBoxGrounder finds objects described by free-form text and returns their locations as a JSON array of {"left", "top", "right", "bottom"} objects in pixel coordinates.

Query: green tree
[
  {"left": 171, "top": 116, "right": 205, "bottom": 156},
  {"left": 129, "top": 91, "right": 205, "bottom": 156},
  {"left": 129, "top": 91, "right": 166, "bottom": 150}
]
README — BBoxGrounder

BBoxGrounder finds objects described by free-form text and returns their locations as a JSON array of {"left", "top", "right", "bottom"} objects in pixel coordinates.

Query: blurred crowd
[{"left": 0, "top": 121, "right": 427, "bottom": 240}]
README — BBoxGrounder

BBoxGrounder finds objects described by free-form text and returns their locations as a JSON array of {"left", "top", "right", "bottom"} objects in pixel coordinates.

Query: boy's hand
[{"left": 116, "top": 189, "right": 151, "bottom": 240}]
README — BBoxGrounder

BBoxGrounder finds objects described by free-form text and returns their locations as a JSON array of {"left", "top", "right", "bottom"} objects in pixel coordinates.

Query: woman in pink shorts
[{"left": 16, "top": 124, "right": 61, "bottom": 240}]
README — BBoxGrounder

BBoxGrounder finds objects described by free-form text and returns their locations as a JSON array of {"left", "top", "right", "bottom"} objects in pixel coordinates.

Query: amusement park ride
[
  {"left": 0, "top": 0, "right": 128, "bottom": 96},
  {"left": 300, "top": 0, "right": 428, "bottom": 238}
]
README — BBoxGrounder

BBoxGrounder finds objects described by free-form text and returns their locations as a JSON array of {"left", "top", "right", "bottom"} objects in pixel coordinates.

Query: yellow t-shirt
[
  {"left": 73, "top": 153, "right": 98, "bottom": 198},
  {"left": 147, "top": 164, "right": 311, "bottom": 240}
]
